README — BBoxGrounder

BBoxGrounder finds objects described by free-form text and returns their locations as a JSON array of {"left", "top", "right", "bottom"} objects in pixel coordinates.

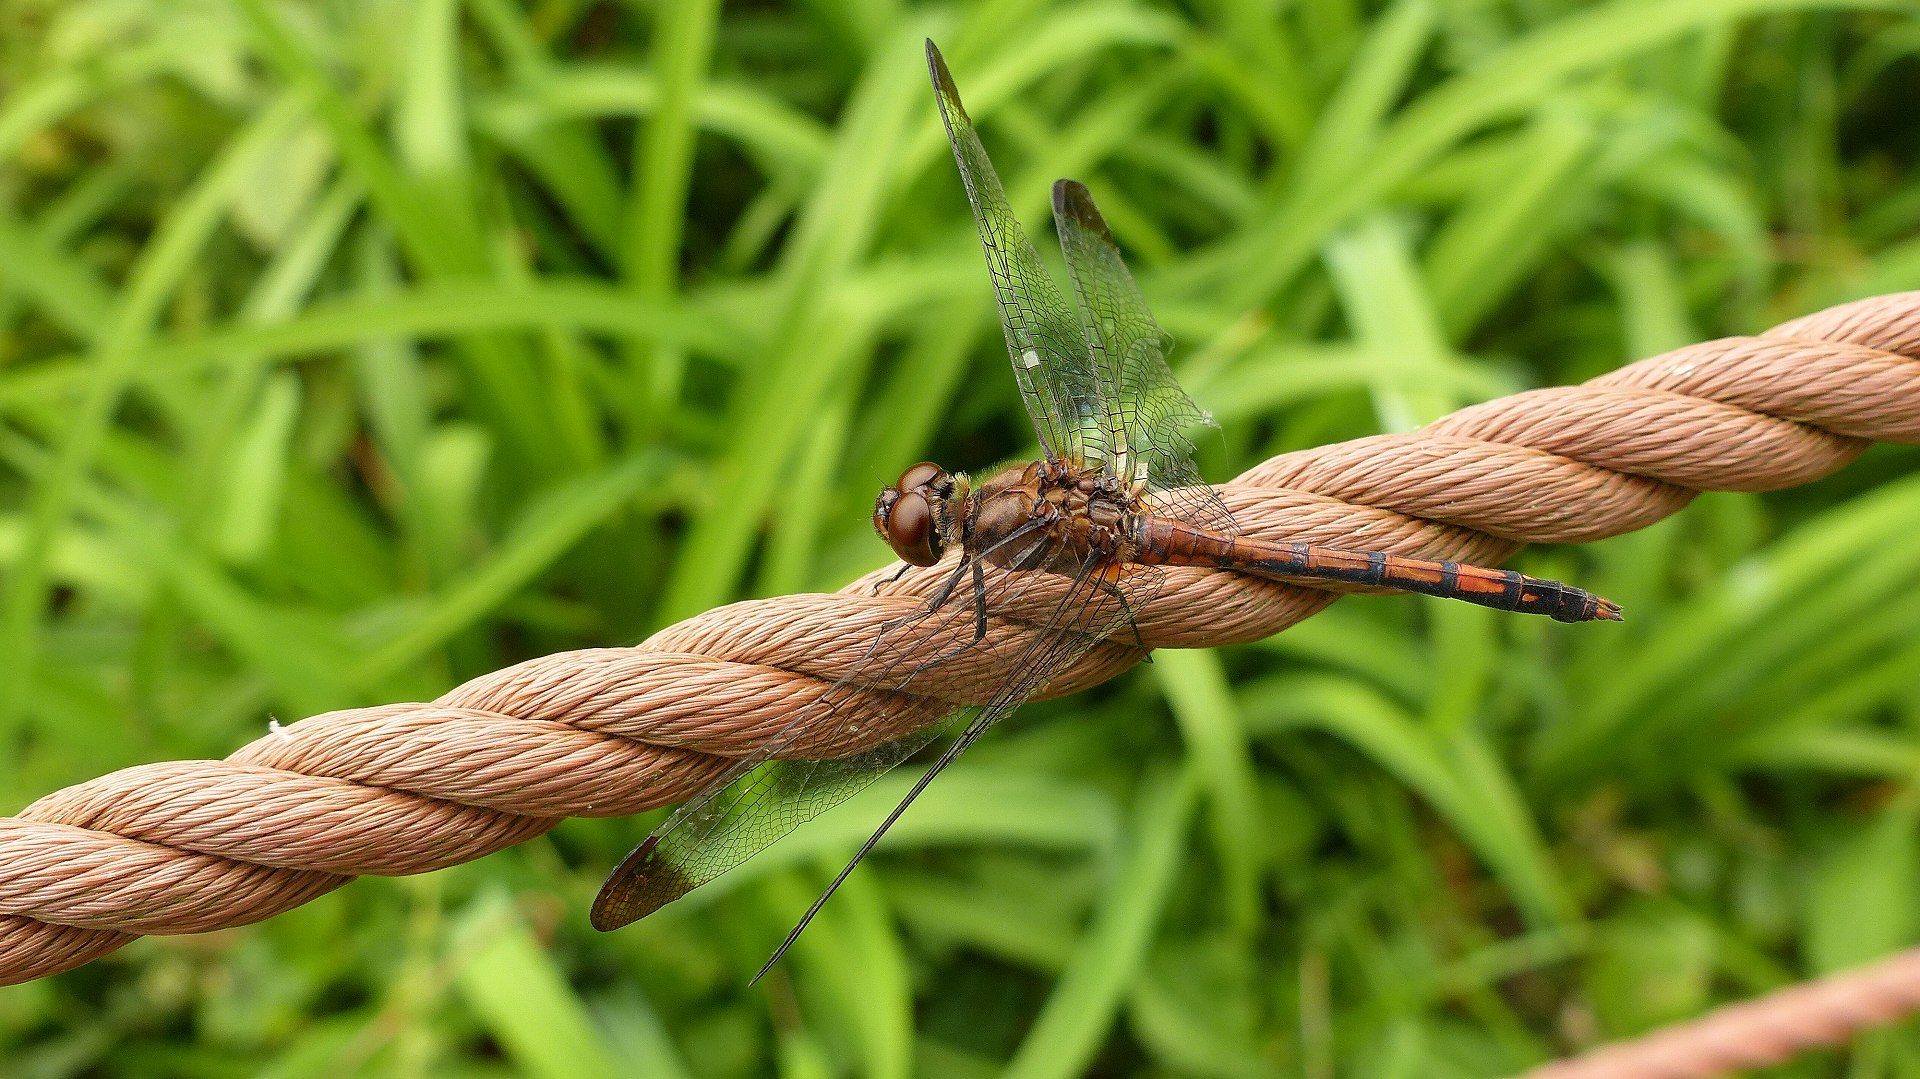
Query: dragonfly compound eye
[
  {"left": 885, "top": 490, "right": 942, "bottom": 566},
  {"left": 897, "top": 461, "right": 945, "bottom": 494}
]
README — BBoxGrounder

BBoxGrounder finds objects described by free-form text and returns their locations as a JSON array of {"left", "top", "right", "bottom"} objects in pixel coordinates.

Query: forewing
[
  {"left": 1052, "top": 180, "right": 1235, "bottom": 534},
  {"left": 928, "top": 41, "right": 1101, "bottom": 464},
  {"left": 917, "top": 556, "right": 1159, "bottom": 769},
  {"left": 750, "top": 551, "right": 1164, "bottom": 975},
  {"left": 591, "top": 530, "right": 1158, "bottom": 931},
  {"left": 591, "top": 716, "right": 965, "bottom": 930}
]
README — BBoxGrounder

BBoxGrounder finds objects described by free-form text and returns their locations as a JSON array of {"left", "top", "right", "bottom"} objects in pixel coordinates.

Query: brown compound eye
[
  {"left": 897, "top": 461, "right": 944, "bottom": 493},
  {"left": 885, "top": 490, "right": 942, "bottom": 566}
]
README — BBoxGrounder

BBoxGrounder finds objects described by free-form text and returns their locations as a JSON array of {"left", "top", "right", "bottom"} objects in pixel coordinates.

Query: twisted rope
[
  {"left": 1517, "top": 948, "right": 1920, "bottom": 1078},
  {"left": 4, "top": 293, "right": 1920, "bottom": 1078}
]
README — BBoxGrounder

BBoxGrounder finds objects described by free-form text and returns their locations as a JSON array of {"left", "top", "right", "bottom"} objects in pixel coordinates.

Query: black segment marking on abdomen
[{"left": 1502, "top": 571, "right": 1524, "bottom": 608}]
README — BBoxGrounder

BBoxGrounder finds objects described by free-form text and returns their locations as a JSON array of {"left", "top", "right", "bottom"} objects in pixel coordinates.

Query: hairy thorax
[{"left": 968, "top": 458, "right": 1141, "bottom": 574}]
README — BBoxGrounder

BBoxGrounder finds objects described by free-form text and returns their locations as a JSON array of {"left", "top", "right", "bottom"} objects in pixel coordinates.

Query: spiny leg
[
  {"left": 897, "top": 559, "right": 997, "bottom": 686},
  {"left": 1091, "top": 569, "right": 1150, "bottom": 658},
  {"left": 896, "top": 524, "right": 1050, "bottom": 685},
  {"left": 971, "top": 557, "right": 989, "bottom": 645},
  {"left": 752, "top": 550, "right": 1118, "bottom": 983},
  {"left": 867, "top": 561, "right": 914, "bottom": 597},
  {"left": 878, "top": 552, "right": 972, "bottom": 638}
]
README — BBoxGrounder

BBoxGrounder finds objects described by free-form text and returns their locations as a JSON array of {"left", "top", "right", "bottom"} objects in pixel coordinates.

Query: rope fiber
[{"left": 7, "top": 292, "right": 1920, "bottom": 1077}]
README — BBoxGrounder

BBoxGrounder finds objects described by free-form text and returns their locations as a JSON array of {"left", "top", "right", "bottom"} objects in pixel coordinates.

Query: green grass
[{"left": 3, "top": 1, "right": 1920, "bottom": 1076}]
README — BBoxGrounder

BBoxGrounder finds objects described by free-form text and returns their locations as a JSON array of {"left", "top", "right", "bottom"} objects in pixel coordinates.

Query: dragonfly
[{"left": 591, "top": 40, "right": 1621, "bottom": 975}]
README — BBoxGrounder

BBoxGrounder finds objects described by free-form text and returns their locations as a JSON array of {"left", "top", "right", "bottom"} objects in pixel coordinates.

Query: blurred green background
[{"left": 3, "top": 0, "right": 1920, "bottom": 1075}]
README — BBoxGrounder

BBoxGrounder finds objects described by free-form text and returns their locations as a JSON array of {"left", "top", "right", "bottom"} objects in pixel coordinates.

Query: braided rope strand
[
  {"left": 3, "top": 294, "right": 1919, "bottom": 1079},
  {"left": 1518, "top": 949, "right": 1920, "bottom": 1078}
]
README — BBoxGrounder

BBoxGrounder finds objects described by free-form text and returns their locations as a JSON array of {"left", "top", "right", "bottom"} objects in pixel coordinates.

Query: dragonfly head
[{"left": 873, "top": 461, "right": 963, "bottom": 567}]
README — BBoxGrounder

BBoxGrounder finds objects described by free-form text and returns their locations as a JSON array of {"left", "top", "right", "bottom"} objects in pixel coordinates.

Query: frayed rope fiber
[{"left": 6, "top": 293, "right": 1920, "bottom": 1079}]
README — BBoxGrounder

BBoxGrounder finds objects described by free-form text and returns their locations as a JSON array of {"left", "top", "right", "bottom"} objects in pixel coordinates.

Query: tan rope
[
  {"left": 3, "top": 293, "right": 1919, "bottom": 1077},
  {"left": 1517, "top": 948, "right": 1920, "bottom": 1078}
]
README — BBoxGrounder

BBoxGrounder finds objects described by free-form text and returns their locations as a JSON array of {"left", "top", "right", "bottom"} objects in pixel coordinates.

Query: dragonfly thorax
[
  {"left": 873, "top": 461, "right": 968, "bottom": 567},
  {"left": 969, "top": 458, "right": 1139, "bottom": 575}
]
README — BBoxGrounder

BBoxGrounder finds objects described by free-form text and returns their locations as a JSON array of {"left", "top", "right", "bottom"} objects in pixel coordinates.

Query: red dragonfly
[{"left": 592, "top": 41, "right": 1620, "bottom": 974}]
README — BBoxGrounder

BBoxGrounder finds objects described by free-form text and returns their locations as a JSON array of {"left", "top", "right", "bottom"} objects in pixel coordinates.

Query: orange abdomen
[{"left": 1133, "top": 516, "right": 1620, "bottom": 623}]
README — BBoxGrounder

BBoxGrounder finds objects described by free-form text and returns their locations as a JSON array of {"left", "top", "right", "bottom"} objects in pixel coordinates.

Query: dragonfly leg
[
  {"left": 886, "top": 522, "right": 1056, "bottom": 689},
  {"left": 922, "top": 554, "right": 972, "bottom": 615},
  {"left": 878, "top": 554, "right": 973, "bottom": 638},
  {"left": 1091, "top": 572, "right": 1150, "bottom": 658},
  {"left": 971, "top": 557, "right": 990, "bottom": 645},
  {"left": 752, "top": 544, "right": 1119, "bottom": 983},
  {"left": 868, "top": 561, "right": 914, "bottom": 596},
  {"left": 921, "top": 518, "right": 1047, "bottom": 630},
  {"left": 896, "top": 561, "right": 995, "bottom": 687}
]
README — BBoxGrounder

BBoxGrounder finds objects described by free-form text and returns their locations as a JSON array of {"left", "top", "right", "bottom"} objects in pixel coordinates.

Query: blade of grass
[
  {"left": 1248, "top": 673, "right": 1577, "bottom": 925},
  {"left": 660, "top": 24, "right": 928, "bottom": 620},
  {"left": 239, "top": 0, "right": 566, "bottom": 476},
  {"left": 1153, "top": 649, "right": 1264, "bottom": 933},
  {"left": 1541, "top": 474, "right": 1920, "bottom": 780},
  {"left": 793, "top": 867, "right": 912, "bottom": 1079},
  {"left": 0, "top": 89, "right": 310, "bottom": 753},
  {"left": 0, "top": 280, "right": 734, "bottom": 406},
  {"left": 623, "top": 0, "right": 722, "bottom": 413},
  {"left": 1219, "top": 0, "right": 1909, "bottom": 311},
  {"left": 476, "top": 67, "right": 835, "bottom": 182},
  {"left": 1003, "top": 766, "right": 1198, "bottom": 1079},
  {"left": 451, "top": 892, "right": 623, "bottom": 1079},
  {"left": 353, "top": 453, "right": 663, "bottom": 689},
  {"left": 1324, "top": 215, "right": 1461, "bottom": 430},
  {"left": 1424, "top": 112, "right": 1599, "bottom": 338},
  {"left": 0, "top": 208, "right": 112, "bottom": 341}
]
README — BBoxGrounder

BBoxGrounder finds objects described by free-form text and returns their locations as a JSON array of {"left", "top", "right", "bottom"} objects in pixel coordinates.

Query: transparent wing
[
  {"left": 748, "top": 551, "right": 1159, "bottom": 976},
  {"left": 1052, "top": 179, "right": 1235, "bottom": 534},
  {"left": 590, "top": 531, "right": 1160, "bottom": 932},
  {"left": 928, "top": 40, "right": 1102, "bottom": 465}
]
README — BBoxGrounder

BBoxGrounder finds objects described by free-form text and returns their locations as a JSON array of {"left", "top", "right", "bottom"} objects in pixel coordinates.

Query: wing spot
[{"left": 1021, "top": 347, "right": 1041, "bottom": 369}]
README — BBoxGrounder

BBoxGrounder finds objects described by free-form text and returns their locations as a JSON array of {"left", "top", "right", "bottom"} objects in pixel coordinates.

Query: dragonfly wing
[
  {"left": 928, "top": 41, "right": 1102, "bottom": 465},
  {"left": 751, "top": 549, "right": 1165, "bottom": 975},
  {"left": 591, "top": 528, "right": 1158, "bottom": 931},
  {"left": 1052, "top": 179, "right": 1235, "bottom": 534},
  {"left": 590, "top": 709, "right": 963, "bottom": 930}
]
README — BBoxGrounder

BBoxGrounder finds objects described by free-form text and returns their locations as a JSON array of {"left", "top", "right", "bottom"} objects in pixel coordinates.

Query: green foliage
[{"left": 2, "top": 0, "right": 1919, "bottom": 1075}]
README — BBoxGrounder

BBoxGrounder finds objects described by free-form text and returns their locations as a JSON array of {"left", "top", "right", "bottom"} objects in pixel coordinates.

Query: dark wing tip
[
  {"left": 588, "top": 835, "right": 684, "bottom": 932},
  {"left": 1053, "top": 179, "right": 1117, "bottom": 245},
  {"left": 925, "top": 40, "right": 969, "bottom": 123},
  {"left": 588, "top": 898, "right": 634, "bottom": 932}
]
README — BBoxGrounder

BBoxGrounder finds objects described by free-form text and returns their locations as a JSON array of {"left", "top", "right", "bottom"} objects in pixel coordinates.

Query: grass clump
[{"left": 2, "top": 2, "right": 1919, "bottom": 1076}]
